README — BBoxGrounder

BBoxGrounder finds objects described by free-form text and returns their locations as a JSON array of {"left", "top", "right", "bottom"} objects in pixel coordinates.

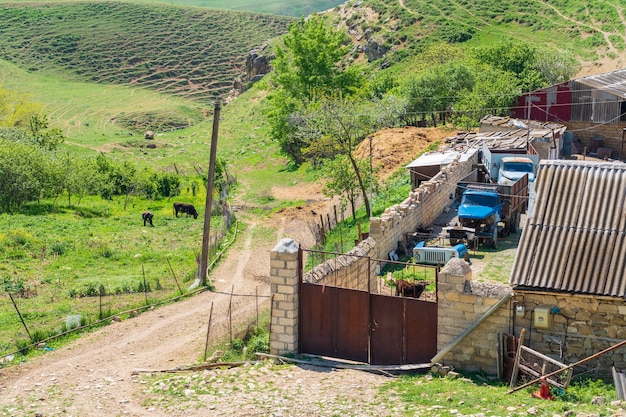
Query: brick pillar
[{"left": 270, "top": 238, "right": 299, "bottom": 356}]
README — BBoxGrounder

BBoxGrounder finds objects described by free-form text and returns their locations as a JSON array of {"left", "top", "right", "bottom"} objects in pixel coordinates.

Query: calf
[
  {"left": 395, "top": 279, "right": 426, "bottom": 298},
  {"left": 142, "top": 211, "right": 154, "bottom": 227},
  {"left": 173, "top": 202, "right": 199, "bottom": 219}
]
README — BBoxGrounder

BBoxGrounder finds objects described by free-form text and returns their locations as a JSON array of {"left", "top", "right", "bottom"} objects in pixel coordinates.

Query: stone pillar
[
  {"left": 437, "top": 258, "right": 473, "bottom": 352},
  {"left": 270, "top": 238, "right": 300, "bottom": 356}
]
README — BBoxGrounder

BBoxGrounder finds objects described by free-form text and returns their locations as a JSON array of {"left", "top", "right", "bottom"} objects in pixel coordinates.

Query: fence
[{"left": 0, "top": 221, "right": 235, "bottom": 360}]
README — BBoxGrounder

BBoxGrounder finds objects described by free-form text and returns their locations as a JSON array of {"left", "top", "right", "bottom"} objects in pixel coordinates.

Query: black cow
[
  {"left": 395, "top": 279, "right": 426, "bottom": 298},
  {"left": 173, "top": 202, "right": 198, "bottom": 219},
  {"left": 142, "top": 211, "right": 154, "bottom": 227}
]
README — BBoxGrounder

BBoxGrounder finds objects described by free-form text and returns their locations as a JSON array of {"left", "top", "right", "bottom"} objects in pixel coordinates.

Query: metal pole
[
  {"left": 8, "top": 293, "right": 31, "bottom": 340},
  {"left": 619, "top": 127, "right": 626, "bottom": 161},
  {"left": 199, "top": 98, "right": 221, "bottom": 286},
  {"left": 203, "top": 302, "right": 214, "bottom": 362}
]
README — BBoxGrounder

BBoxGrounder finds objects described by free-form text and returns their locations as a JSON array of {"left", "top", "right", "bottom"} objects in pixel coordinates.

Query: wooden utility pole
[{"left": 198, "top": 98, "right": 221, "bottom": 286}]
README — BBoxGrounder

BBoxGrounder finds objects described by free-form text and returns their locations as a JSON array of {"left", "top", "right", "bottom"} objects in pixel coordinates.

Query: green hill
[{"left": 0, "top": 2, "right": 293, "bottom": 103}]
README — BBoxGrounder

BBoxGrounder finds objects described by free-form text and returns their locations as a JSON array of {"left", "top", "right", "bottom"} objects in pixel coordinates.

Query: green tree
[
  {"left": 272, "top": 16, "right": 362, "bottom": 101},
  {"left": 452, "top": 66, "right": 521, "bottom": 128},
  {"left": 28, "top": 113, "right": 65, "bottom": 151},
  {"left": 400, "top": 62, "right": 474, "bottom": 126},
  {"left": 320, "top": 155, "right": 376, "bottom": 221},
  {"left": 0, "top": 139, "right": 50, "bottom": 211},
  {"left": 0, "top": 86, "right": 43, "bottom": 129},
  {"left": 62, "top": 156, "right": 101, "bottom": 205},
  {"left": 267, "top": 15, "right": 364, "bottom": 164},
  {"left": 295, "top": 96, "right": 400, "bottom": 217}
]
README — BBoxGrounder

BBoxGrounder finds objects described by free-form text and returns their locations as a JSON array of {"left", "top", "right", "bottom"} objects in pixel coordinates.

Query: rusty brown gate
[{"left": 298, "top": 251, "right": 438, "bottom": 365}]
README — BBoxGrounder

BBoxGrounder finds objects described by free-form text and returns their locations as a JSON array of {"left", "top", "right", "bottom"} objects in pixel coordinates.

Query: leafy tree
[
  {"left": 267, "top": 16, "right": 364, "bottom": 164},
  {"left": 294, "top": 96, "right": 400, "bottom": 217},
  {"left": 28, "top": 114, "right": 65, "bottom": 151},
  {"left": 62, "top": 156, "right": 101, "bottom": 205},
  {"left": 452, "top": 65, "right": 521, "bottom": 128},
  {"left": 320, "top": 154, "right": 376, "bottom": 221},
  {"left": 265, "top": 90, "right": 308, "bottom": 165},
  {"left": 95, "top": 154, "right": 136, "bottom": 200},
  {"left": 0, "top": 87, "right": 43, "bottom": 129},
  {"left": 471, "top": 40, "right": 578, "bottom": 92},
  {"left": 400, "top": 62, "right": 474, "bottom": 126},
  {"left": 272, "top": 16, "right": 362, "bottom": 101},
  {"left": 0, "top": 139, "right": 50, "bottom": 211},
  {"left": 532, "top": 48, "right": 580, "bottom": 86}
]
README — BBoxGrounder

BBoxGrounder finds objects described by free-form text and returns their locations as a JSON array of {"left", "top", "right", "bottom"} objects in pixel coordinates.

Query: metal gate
[{"left": 298, "top": 251, "right": 438, "bottom": 365}]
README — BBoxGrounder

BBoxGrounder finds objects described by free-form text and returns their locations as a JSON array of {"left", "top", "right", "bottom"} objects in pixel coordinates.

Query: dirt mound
[{"left": 354, "top": 126, "right": 452, "bottom": 180}]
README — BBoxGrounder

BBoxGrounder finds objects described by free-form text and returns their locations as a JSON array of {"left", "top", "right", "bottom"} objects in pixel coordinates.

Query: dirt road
[{"left": 0, "top": 127, "right": 446, "bottom": 416}]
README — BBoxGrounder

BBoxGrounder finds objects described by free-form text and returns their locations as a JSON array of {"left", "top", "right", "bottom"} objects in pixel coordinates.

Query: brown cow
[{"left": 395, "top": 279, "right": 426, "bottom": 298}]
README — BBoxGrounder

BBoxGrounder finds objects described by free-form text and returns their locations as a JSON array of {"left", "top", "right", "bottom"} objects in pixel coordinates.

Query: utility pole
[
  {"left": 369, "top": 136, "right": 373, "bottom": 219},
  {"left": 198, "top": 98, "right": 221, "bottom": 286}
]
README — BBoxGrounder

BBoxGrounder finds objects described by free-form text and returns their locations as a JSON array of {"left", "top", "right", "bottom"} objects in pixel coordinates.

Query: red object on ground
[{"left": 532, "top": 377, "right": 554, "bottom": 400}]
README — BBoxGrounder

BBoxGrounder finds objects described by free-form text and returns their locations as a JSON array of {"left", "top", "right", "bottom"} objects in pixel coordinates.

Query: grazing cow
[
  {"left": 173, "top": 202, "right": 198, "bottom": 219},
  {"left": 395, "top": 279, "right": 426, "bottom": 298},
  {"left": 142, "top": 211, "right": 154, "bottom": 227}
]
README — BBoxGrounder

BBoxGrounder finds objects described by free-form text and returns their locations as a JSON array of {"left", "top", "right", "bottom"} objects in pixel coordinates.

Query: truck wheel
[{"left": 510, "top": 212, "right": 519, "bottom": 234}]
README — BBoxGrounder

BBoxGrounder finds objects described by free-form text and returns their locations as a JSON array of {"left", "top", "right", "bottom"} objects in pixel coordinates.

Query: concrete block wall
[
  {"left": 303, "top": 237, "right": 377, "bottom": 291},
  {"left": 437, "top": 258, "right": 512, "bottom": 375},
  {"left": 269, "top": 238, "right": 300, "bottom": 356},
  {"left": 369, "top": 152, "right": 478, "bottom": 260},
  {"left": 513, "top": 291, "right": 626, "bottom": 371}
]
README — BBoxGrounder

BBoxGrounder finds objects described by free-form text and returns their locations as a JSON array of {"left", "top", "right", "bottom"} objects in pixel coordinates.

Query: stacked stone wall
[
  {"left": 369, "top": 153, "right": 477, "bottom": 260},
  {"left": 564, "top": 121, "right": 626, "bottom": 157},
  {"left": 512, "top": 291, "right": 626, "bottom": 371},
  {"left": 302, "top": 238, "right": 377, "bottom": 291},
  {"left": 436, "top": 258, "right": 512, "bottom": 375}
]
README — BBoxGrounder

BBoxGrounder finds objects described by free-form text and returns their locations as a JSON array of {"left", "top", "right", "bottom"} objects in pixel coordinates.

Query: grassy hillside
[
  {"left": 330, "top": 0, "right": 625, "bottom": 73},
  {"left": 140, "top": 0, "right": 346, "bottom": 17},
  {"left": 0, "top": 2, "right": 293, "bottom": 104}
]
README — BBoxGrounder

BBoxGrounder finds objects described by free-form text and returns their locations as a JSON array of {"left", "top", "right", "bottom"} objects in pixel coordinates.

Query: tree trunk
[{"left": 347, "top": 153, "right": 370, "bottom": 218}]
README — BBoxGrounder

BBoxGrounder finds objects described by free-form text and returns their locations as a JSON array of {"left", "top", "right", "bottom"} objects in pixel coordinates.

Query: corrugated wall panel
[{"left": 511, "top": 160, "right": 626, "bottom": 297}]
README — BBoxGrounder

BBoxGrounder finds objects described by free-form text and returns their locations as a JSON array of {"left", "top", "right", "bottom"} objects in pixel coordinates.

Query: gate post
[{"left": 270, "top": 238, "right": 300, "bottom": 356}]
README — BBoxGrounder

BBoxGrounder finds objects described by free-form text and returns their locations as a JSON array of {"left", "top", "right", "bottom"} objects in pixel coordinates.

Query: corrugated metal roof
[
  {"left": 574, "top": 68, "right": 626, "bottom": 99},
  {"left": 510, "top": 160, "right": 626, "bottom": 297},
  {"left": 480, "top": 115, "right": 566, "bottom": 133},
  {"left": 445, "top": 130, "right": 551, "bottom": 150},
  {"left": 405, "top": 148, "right": 477, "bottom": 168}
]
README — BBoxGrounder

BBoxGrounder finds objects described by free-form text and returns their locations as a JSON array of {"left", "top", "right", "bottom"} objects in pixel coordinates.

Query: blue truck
[{"left": 445, "top": 169, "right": 529, "bottom": 249}]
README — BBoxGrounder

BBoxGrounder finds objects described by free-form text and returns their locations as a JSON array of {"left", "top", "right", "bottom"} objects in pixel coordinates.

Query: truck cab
[
  {"left": 497, "top": 156, "right": 535, "bottom": 186},
  {"left": 456, "top": 188, "right": 502, "bottom": 247}
]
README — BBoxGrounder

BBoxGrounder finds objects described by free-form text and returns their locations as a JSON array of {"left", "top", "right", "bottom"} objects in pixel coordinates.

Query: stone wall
[
  {"left": 302, "top": 237, "right": 377, "bottom": 291},
  {"left": 512, "top": 291, "right": 626, "bottom": 371},
  {"left": 564, "top": 121, "right": 626, "bottom": 157},
  {"left": 436, "top": 258, "right": 512, "bottom": 375},
  {"left": 369, "top": 152, "right": 477, "bottom": 260}
]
